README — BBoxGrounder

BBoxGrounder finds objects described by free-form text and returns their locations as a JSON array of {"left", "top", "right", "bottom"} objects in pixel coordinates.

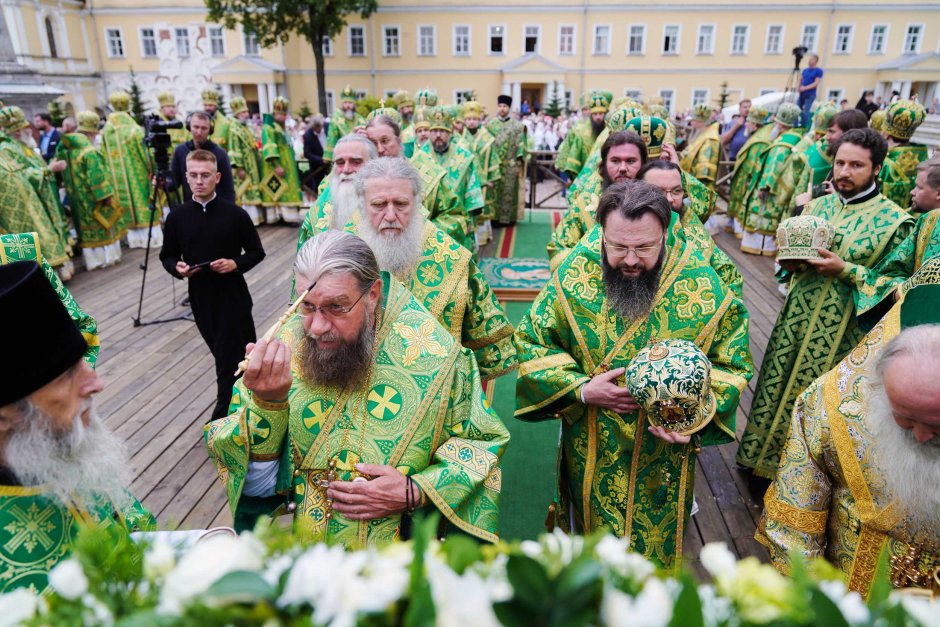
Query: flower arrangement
[{"left": 3, "top": 516, "right": 937, "bottom": 627}]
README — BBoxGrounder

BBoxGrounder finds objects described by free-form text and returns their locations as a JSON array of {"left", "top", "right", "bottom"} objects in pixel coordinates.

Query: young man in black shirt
[
  {"left": 168, "top": 111, "right": 236, "bottom": 204},
  {"left": 160, "top": 149, "right": 265, "bottom": 421}
]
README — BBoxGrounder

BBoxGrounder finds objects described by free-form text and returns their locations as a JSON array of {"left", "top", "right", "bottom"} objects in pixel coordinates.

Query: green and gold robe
[
  {"left": 736, "top": 191, "right": 913, "bottom": 477},
  {"left": 0, "top": 232, "right": 99, "bottom": 365},
  {"left": 774, "top": 136, "right": 833, "bottom": 216},
  {"left": 679, "top": 123, "right": 721, "bottom": 190},
  {"left": 100, "top": 111, "right": 154, "bottom": 231},
  {"left": 260, "top": 114, "right": 304, "bottom": 222},
  {"left": 726, "top": 125, "right": 775, "bottom": 222},
  {"left": 209, "top": 111, "right": 232, "bottom": 152},
  {"left": 514, "top": 226, "right": 752, "bottom": 568},
  {"left": 555, "top": 119, "right": 592, "bottom": 178},
  {"left": 55, "top": 133, "right": 125, "bottom": 249},
  {"left": 417, "top": 140, "right": 484, "bottom": 254},
  {"left": 324, "top": 113, "right": 366, "bottom": 162},
  {"left": 0, "top": 136, "right": 71, "bottom": 268},
  {"left": 0, "top": 482, "right": 154, "bottom": 594},
  {"left": 401, "top": 122, "right": 416, "bottom": 159},
  {"left": 879, "top": 143, "right": 929, "bottom": 211},
  {"left": 227, "top": 116, "right": 264, "bottom": 219},
  {"left": 484, "top": 117, "right": 527, "bottom": 224},
  {"left": 410, "top": 148, "right": 473, "bottom": 251},
  {"left": 206, "top": 276, "right": 509, "bottom": 547},
  {"left": 462, "top": 126, "right": 498, "bottom": 215},
  {"left": 740, "top": 127, "right": 806, "bottom": 241},
  {"left": 757, "top": 299, "right": 940, "bottom": 596}
]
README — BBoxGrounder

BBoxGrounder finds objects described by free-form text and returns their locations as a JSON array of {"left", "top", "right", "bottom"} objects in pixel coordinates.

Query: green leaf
[
  {"left": 668, "top": 572, "right": 705, "bottom": 627},
  {"left": 403, "top": 513, "right": 438, "bottom": 627},
  {"left": 808, "top": 588, "right": 851, "bottom": 627},
  {"left": 204, "top": 571, "right": 276, "bottom": 604},
  {"left": 505, "top": 554, "right": 553, "bottom": 603},
  {"left": 556, "top": 559, "right": 602, "bottom": 597},
  {"left": 867, "top": 548, "right": 893, "bottom": 610},
  {"left": 441, "top": 535, "right": 482, "bottom": 575}
]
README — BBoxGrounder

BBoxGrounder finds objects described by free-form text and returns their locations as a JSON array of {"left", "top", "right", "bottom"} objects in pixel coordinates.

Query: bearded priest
[
  {"left": 206, "top": 230, "right": 509, "bottom": 546},
  {"left": 0, "top": 261, "right": 154, "bottom": 594}
]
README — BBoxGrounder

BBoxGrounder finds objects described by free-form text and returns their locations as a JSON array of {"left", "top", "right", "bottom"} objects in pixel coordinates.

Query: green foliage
[
  {"left": 494, "top": 553, "right": 603, "bottom": 627},
  {"left": 127, "top": 68, "right": 148, "bottom": 126},
  {"left": 402, "top": 513, "right": 437, "bottom": 627},
  {"left": 545, "top": 82, "right": 564, "bottom": 118},
  {"left": 214, "top": 84, "right": 228, "bottom": 116},
  {"left": 356, "top": 96, "right": 381, "bottom": 118},
  {"left": 668, "top": 572, "right": 705, "bottom": 627},
  {"left": 47, "top": 99, "right": 67, "bottom": 127},
  {"left": 296, "top": 100, "right": 313, "bottom": 121}
]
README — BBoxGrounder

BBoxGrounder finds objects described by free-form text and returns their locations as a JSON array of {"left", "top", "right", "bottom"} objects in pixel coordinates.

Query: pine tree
[
  {"left": 544, "top": 82, "right": 563, "bottom": 118},
  {"left": 214, "top": 84, "right": 228, "bottom": 115},
  {"left": 47, "top": 99, "right": 67, "bottom": 127},
  {"left": 296, "top": 100, "right": 314, "bottom": 121},
  {"left": 127, "top": 68, "right": 147, "bottom": 126}
]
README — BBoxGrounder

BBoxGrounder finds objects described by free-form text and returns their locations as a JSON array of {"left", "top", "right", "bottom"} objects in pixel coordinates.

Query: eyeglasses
[
  {"left": 299, "top": 281, "right": 375, "bottom": 319},
  {"left": 661, "top": 187, "right": 684, "bottom": 198},
  {"left": 603, "top": 237, "right": 663, "bottom": 259}
]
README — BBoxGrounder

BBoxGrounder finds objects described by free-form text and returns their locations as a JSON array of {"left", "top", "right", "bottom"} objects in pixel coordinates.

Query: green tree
[
  {"left": 205, "top": 0, "right": 378, "bottom": 116},
  {"left": 47, "top": 99, "right": 67, "bottom": 127},
  {"left": 128, "top": 68, "right": 147, "bottom": 126},
  {"left": 213, "top": 84, "right": 228, "bottom": 115},
  {"left": 356, "top": 95, "right": 380, "bottom": 119},
  {"left": 296, "top": 100, "right": 313, "bottom": 121},
  {"left": 716, "top": 81, "right": 731, "bottom": 112},
  {"left": 544, "top": 82, "right": 563, "bottom": 118}
]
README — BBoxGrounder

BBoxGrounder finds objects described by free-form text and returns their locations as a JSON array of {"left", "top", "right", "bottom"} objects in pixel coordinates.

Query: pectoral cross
[{"left": 890, "top": 545, "right": 929, "bottom": 589}]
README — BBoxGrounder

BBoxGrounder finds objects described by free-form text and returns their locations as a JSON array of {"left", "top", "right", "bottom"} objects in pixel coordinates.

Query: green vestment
[
  {"left": 557, "top": 120, "right": 596, "bottom": 179},
  {"left": 401, "top": 122, "right": 415, "bottom": 159},
  {"left": 417, "top": 140, "right": 484, "bottom": 253},
  {"left": 100, "top": 111, "right": 153, "bottom": 230},
  {"left": 55, "top": 133, "right": 125, "bottom": 249},
  {"left": 461, "top": 126, "right": 498, "bottom": 219},
  {"left": 210, "top": 112, "right": 232, "bottom": 152},
  {"left": 260, "top": 114, "right": 303, "bottom": 215},
  {"left": 226, "top": 117, "right": 264, "bottom": 209},
  {"left": 726, "top": 125, "right": 775, "bottom": 221},
  {"left": 679, "top": 123, "right": 721, "bottom": 189},
  {"left": 879, "top": 143, "right": 929, "bottom": 211},
  {"left": 740, "top": 127, "right": 807, "bottom": 239},
  {"left": 736, "top": 192, "right": 914, "bottom": 477},
  {"left": 514, "top": 226, "right": 753, "bottom": 568},
  {"left": 410, "top": 148, "right": 473, "bottom": 251},
  {"left": 324, "top": 113, "right": 366, "bottom": 161},
  {"left": 774, "top": 136, "right": 834, "bottom": 217},
  {"left": 206, "top": 276, "right": 510, "bottom": 547},
  {"left": 484, "top": 117, "right": 527, "bottom": 224}
]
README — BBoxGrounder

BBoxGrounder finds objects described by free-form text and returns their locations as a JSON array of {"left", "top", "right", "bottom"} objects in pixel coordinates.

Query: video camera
[
  {"left": 792, "top": 45, "right": 808, "bottom": 71},
  {"left": 143, "top": 114, "right": 183, "bottom": 173}
]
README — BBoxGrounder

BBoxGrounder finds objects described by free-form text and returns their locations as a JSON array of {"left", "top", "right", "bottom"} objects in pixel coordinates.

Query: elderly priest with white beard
[
  {"left": 0, "top": 261, "right": 154, "bottom": 594},
  {"left": 206, "top": 231, "right": 510, "bottom": 544},
  {"left": 758, "top": 284, "right": 940, "bottom": 597}
]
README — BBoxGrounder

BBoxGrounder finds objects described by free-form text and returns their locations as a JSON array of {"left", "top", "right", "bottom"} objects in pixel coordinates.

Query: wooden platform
[{"left": 65, "top": 212, "right": 783, "bottom": 571}]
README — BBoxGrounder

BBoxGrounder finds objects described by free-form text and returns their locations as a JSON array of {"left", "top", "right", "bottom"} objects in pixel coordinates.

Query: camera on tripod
[
  {"left": 144, "top": 114, "right": 183, "bottom": 172},
  {"left": 792, "top": 45, "right": 808, "bottom": 70}
]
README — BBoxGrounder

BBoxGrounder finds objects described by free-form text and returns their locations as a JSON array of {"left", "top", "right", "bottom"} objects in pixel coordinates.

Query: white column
[
  {"left": 266, "top": 82, "right": 278, "bottom": 109},
  {"left": 512, "top": 82, "right": 521, "bottom": 111},
  {"left": 900, "top": 81, "right": 913, "bottom": 99},
  {"left": 257, "top": 82, "right": 269, "bottom": 113},
  {"left": 221, "top": 84, "right": 233, "bottom": 113},
  {"left": 501, "top": 81, "right": 511, "bottom": 96}
]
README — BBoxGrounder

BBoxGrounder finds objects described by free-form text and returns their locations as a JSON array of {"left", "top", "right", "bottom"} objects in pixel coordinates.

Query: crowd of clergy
[{"left": 1, "top": 79, "right": 938, "bottom": 601}]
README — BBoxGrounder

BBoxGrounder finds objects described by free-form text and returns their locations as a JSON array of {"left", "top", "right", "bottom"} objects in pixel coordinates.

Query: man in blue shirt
[
  {"left": 797, "top": 54, "right": 824, "bottom": 128},
  {"left": 34, "top": 113, "right": 61, "bottom": 162},
  {"left": 722, "top": 98, "right": 752, "bottom": 161}
]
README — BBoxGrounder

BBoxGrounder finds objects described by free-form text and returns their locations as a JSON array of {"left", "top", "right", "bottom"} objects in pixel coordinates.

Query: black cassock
[{"left": 160, "top": 196, "right": 265, "bottom": 420}]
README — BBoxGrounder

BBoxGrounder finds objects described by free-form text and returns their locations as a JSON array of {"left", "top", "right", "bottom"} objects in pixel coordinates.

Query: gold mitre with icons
[
  {"left": 691, "top": 103, "right": 712, "bottom": 123},
  {"left": 606, "top": 104, "right": 644, "bottom": 132},
  {"left": 428, "top": 105, "right": 453, "bottom": 132},
  {"left": 76, "top": 110, "right": 100, "bottom": 133},
  {"left": 415, "top": 88, "right": 439, "bottom": 107},
  {"left": 108, "top": 90, "right": 131, "bottom": 112},
  {"left": 588, "top": 90, "right": 613, "bottom": 114},
  {"left": 157, "top": 91, "right": 176, "bottom": 108},
  {"left": 884, "top": 99, "right": 926, "bottom": 141},
  {"left": 461, "top": 101, "right": 485, "bottom": 119},
  {"left": 201, "top": 87, "right": 221, "bottom": 105},
  {"left": 0, "top": 106, "right": 29, "bottom": 133},
  {"left": 272, "top": 96, "right": 290, "bottom": 113},
  {"left": 625, "top": 339, "right": 717, "bottom": 437},
  {"left": 339, "top": 84, "right": 359, "bottom": 104},
  {"left": 366, "top": 99, "right": 402, "bottom": 125},
  {"left": 811, "top": 101, "right": 840, "bottom": 136},
  {"left": 776, "top": 215, "right": 835, "bottom": 261}
]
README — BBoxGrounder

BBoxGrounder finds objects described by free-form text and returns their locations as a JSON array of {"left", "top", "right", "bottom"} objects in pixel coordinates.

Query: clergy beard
[
  {"left": 330, "top": 174, "right": 359, "bottom": 228},
  {"left": 865, "top": 383, "right": 940, "bottom": 534},
  {"left": 4, "top": 401, "right": 132, "bottom": 508},
  {"left": 16, "top": 130, "right": 37, "bottom": 149},
  {"left": 344, "top": 109, "right": 355, "bottom": 121},
  {"left": 769, "top": 125, "right": 782, "bottom": 141},
  {"left": 358, "top": 212, "right": 425, "bottom": 276},
  {"left": 591, "top": 119, "right": 606, "bottom": 137},
  {"left": 467, "top": 126, "right": 479, "bottom": 135},
  {"left": 601, "top": 246, "right": 665, "bottom": 321},
  {"left": 298, "top": 315, "right": 376, "bottom": 388}
]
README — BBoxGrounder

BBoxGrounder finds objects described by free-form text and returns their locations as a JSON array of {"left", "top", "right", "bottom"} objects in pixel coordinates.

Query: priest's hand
[
  {"left": 648, "top": 425, "right": 691, "bottom": 445},
  {"left": 807, "top": 248, "right": 845, "bottom": 276},
  {"left": 661, "top": 144, "right": 680, "bottom": 165},
  {"left": 327, "top": 464, "right": 420, "bottom": 520},
  {"left": 776, "top": 259, "right": 804, "bottom": 273},
  {"left": 242, "top": 338, "right": 292, "bottom": 402},
  {"left": 176, "top": 261, "right": 202, "bottom": 278},
  {"left": 581, "top": 368, "right": 640, "bottom": 413},
  {"left": 275, "top": 166, "right": 285, "bottom": 178},
  {"left": 210, "top": 258, "right": 237, "bottom": 273},
  {"left": 237, "top": 168, "right": 247, "bottom": 180},
  {"left": 49, "top": 159, "right": 67, "bottom": 173}
]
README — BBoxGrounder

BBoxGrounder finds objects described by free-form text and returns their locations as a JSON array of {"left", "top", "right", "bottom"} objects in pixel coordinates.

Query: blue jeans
[{"left": 798, "top": 92, "right": 815, "bottom": 128}]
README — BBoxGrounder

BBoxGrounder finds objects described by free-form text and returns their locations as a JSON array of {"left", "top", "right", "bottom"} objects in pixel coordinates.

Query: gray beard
[
  {"left": 601, "top": 248, "right": 664, "bottom": 322},
  {"left": 17, "top": 132, "right": 37, "bottom": 149},
  {"left": 357, "top": 213, "right": 425, "bottom": 276},
  {"left": 4, "top": 402, "right": 132, "bottom": 508},
  {"left": 344, "top": 110, "right": 355, "bottom": 121},
  {"left": 865, "top": 383, "right": 940, "bottom": 536},
  {"left": 297, "top": 315, "right": 376, "bottom": 389},
  {"left": 330, "top": 176, "right": 359, "bottom": 228}
]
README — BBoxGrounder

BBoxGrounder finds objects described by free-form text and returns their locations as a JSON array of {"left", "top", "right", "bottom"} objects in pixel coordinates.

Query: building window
[
  {"left": 455, "top": 90, "right": 474, "bottom": 104},
  {"left": 628, "top": 25, "right": 646, "bottom": 55},
  {"left": 692, "top": 89, "right": 709, "bottom": 107},
  {"left": 348, "top": 25, "right": 366, "bottom": 56},
  {"left": 868, "top": 25, "right": 888, "bottom": 54},
  {"left": 44, "top": 17, "right": 58, "bottom": 58},
  {"left": 625, "top": 89, "right": 642, "bottom": 100},
  {"left": 904, "top": 24, "right": 923, "bottom": 54},
  {"left": 454, "top": 25, "right": 471, "bottom": 56},
  {"left": 523, "top": 25, "right": 540, "bottom": 53},
  {"left": 105, "top": 28, "right": 124, "bottom": 58},
  {"left": 418, "top": 25, "right": 436, "bottom": 56},
  {"left": 730, "top": 25, "right": 749, "bottom": 55},
  {"left": 696, "top": 25, "right": 714, "bottom": 54},
  {"left": 801, "top": 24, "right": 819, "bottom": 52},
  {"left": 564, "top": 90, "right": 572, "bottom": 108},
  {"left": 140, "top": 27, "right": 157, "bottom": 58},
  {"left": 759, "top": 88, "right": 775, "bottom": 96},
  {"left": 175, "top": 27, "right": 190, "bottom": 58},
  {"left": 834, "top": 24, "right": 853, "bottom": 54},
  {"left": 766, "top": 25, "right": 784, "bottom": 54},
  {"left": 662, "top": 25, "right": 679, "bottom": 55},
  {"left": 384, "top": 90, "right": 398, "bottom": 100},
  {"left": 382, "top": 26, "right": 400, "bottom": 56},
  {"left": 593, "top": 25, "right": 611, "bottom": 55},
  {"left": 208, "top": 26, "right": 225, "bottom": 57},
  {"left": 243, "top": 32, "right": 260, "bottom": 56},
  {"left": 559, "top": 25, "right": 575, "bottom": 55},
  {"left": 489, "top": 25, "right": 504, "bottom": 55},
  {"left": 659, "top": 89, "right": 675, "bottom": 114},
  {"left": 325, "top": 91, "right": 335, "bottom": 116},
  {"left": 322, "top": 35, "right": 333, "bottom": 56},
  {"left": 827, "top": 88, "right": 844, "bottom": 103}
]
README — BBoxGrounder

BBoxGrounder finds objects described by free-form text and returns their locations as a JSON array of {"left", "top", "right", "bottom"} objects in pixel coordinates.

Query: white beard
[
  {"left": 358, "top": 211, "right": 426, "bottom": 276},
  {"left": 329, "top": 174, "right": 360, "bottom": 228},
  {"left": 17, "top": 131, "right": 37, "bottom": 149},
  {"left": 4, "top": 401, "right": 132, "bottom": 508},
  {"left": 344, "top": 109, "right": 355, "bottom": 121},
  {"left": 864, "top": 383, "right": 940, "bottom": 535}
]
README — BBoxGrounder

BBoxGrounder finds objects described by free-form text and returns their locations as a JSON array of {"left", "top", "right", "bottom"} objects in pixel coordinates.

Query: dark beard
[
  {"left": 838, "top": 174, "right": 876, "bottom": 200},
  {"left": 601, "top": 246, "right": 665, "bottom": 321},
  {"left": 297, "top": 317, "right": 375, "bottom": 388},
  {"left": 592, "top": 118, "right": 606, "bottom": 137},
  {"left": 467, "top": 126, "right": 478, "bottom": 135}
]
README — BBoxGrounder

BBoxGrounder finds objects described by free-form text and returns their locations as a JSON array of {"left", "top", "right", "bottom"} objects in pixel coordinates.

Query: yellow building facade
[{"left": 4, "top": 0, "right": 939, "bottom": 116}]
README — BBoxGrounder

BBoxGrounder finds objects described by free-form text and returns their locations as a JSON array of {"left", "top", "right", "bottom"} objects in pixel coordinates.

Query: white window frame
[
  {"left": 522, "top": 24, "right": 541, "bottom": 54},
  {"left": 322, "top": 35, "right": 333, "bottom": 57},
  {"left": 662, "top": 24, "right": 680, "bottom": 55},
  {"left": 558, "top": 24, "right": 576, "bottom": 56},
  {"left": 696, "top": 24, "right": 715, "bottom": 55},
  {"left": 208, "top": 26, "right": 225, "bottom": 57},
  {"left": 243, "top": 31, "right": 260, "bottom": 56},
  {"left": 174, "top": 27, "right": 190, "bottom": 58},
  {"left": 801, "top": 23, "right": 819, "bottom": 52},
  {"left": 347, "top": 25, "right": 366, "bottom": 57},
  {"left": 904, "top": 23, "right": 925, "bottom": 54},
  {"left": 325, "top": 91, "right": 335, "bottom": 116},
  {"left": 139, "top": 27, "right": 157, "bottom": 58},
  {"left": 833, "top": 23, "right": 854, "bottom": 55},
  {"left": 488, "top": 24, "right": 506, "bottom": 56},
  {"left": 826, "top": 88, "right": 845, "bottom": 103},
  {"left": 454, "top": 24, "right": 471, "bottom": 57},
  {"left": 691, "top": 88, "right": 709, "bottom": 107},
  {"left": 593, "top": 24, "right": 612, "bottom": 55},
  {"left": 381, "top": 25, "right": 400, "bottom": 57},
  {"left": 417, "top": 24, "right": 436, "bottom": 56},
  {"left": 729, "top": 24, "right": 749, "bottom": 55},
  {"left": 868, "top": 24, "right": 888, "bottom": 55},
  {"left": 627, "top": 24, "right": 646, "bottom": 55},
  {"left": 658, "top": 88, "right": 675, "bottom": 115},
  {"left": 454, "top": 89, "right": 474, "bottom": 104},
  {"left": 765, "top": 24, "right": 785, "bottom": 54},
  {"left": 105, "top": 27, "right": 124, "bottom": 58}
]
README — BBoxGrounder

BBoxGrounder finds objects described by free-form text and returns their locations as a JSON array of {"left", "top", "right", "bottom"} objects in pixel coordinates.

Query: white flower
[
  {"left": 896, "top": 594, "right": 940, "bottom": 627},
  {"left": 48, "top": 558, "right": 89, "bottom": 600},
  {"left": 594, "top": 536, "right": 655, "bottom": 584},
  {"left": 158, "top": 533, "right": 265, "bottom": 615},
  {"left": 697, "top": 584, "right": 733, "bottom": 627},
  {"left": 262, "top": 554, "right": 294, "bottom": 588},
  {"left": 82, "top": 592, "right": 114, "bottom": 627},
  {"left": 522, "top": 529, "right": 585, "bottom": 572},
  {"left": 427, "top": 554, "right": 501, "bottom": 627},
  {"left": 819, "top": 580, "right": 869, "bottom": 625},
  {"left": 0, "top": 588, "right": 42, "bottom": 626},
  {"left": 699, "top": 542, "right": 738, "bottom": 580},
  {"left": 143, "top": 540, "right": 176, "bottom": 581},
  {"left": 472, "top": 553, "right": 513, "bottom": 603},
  {"left": 601, "top": 579, "right": 673, "bottom": 627}
]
